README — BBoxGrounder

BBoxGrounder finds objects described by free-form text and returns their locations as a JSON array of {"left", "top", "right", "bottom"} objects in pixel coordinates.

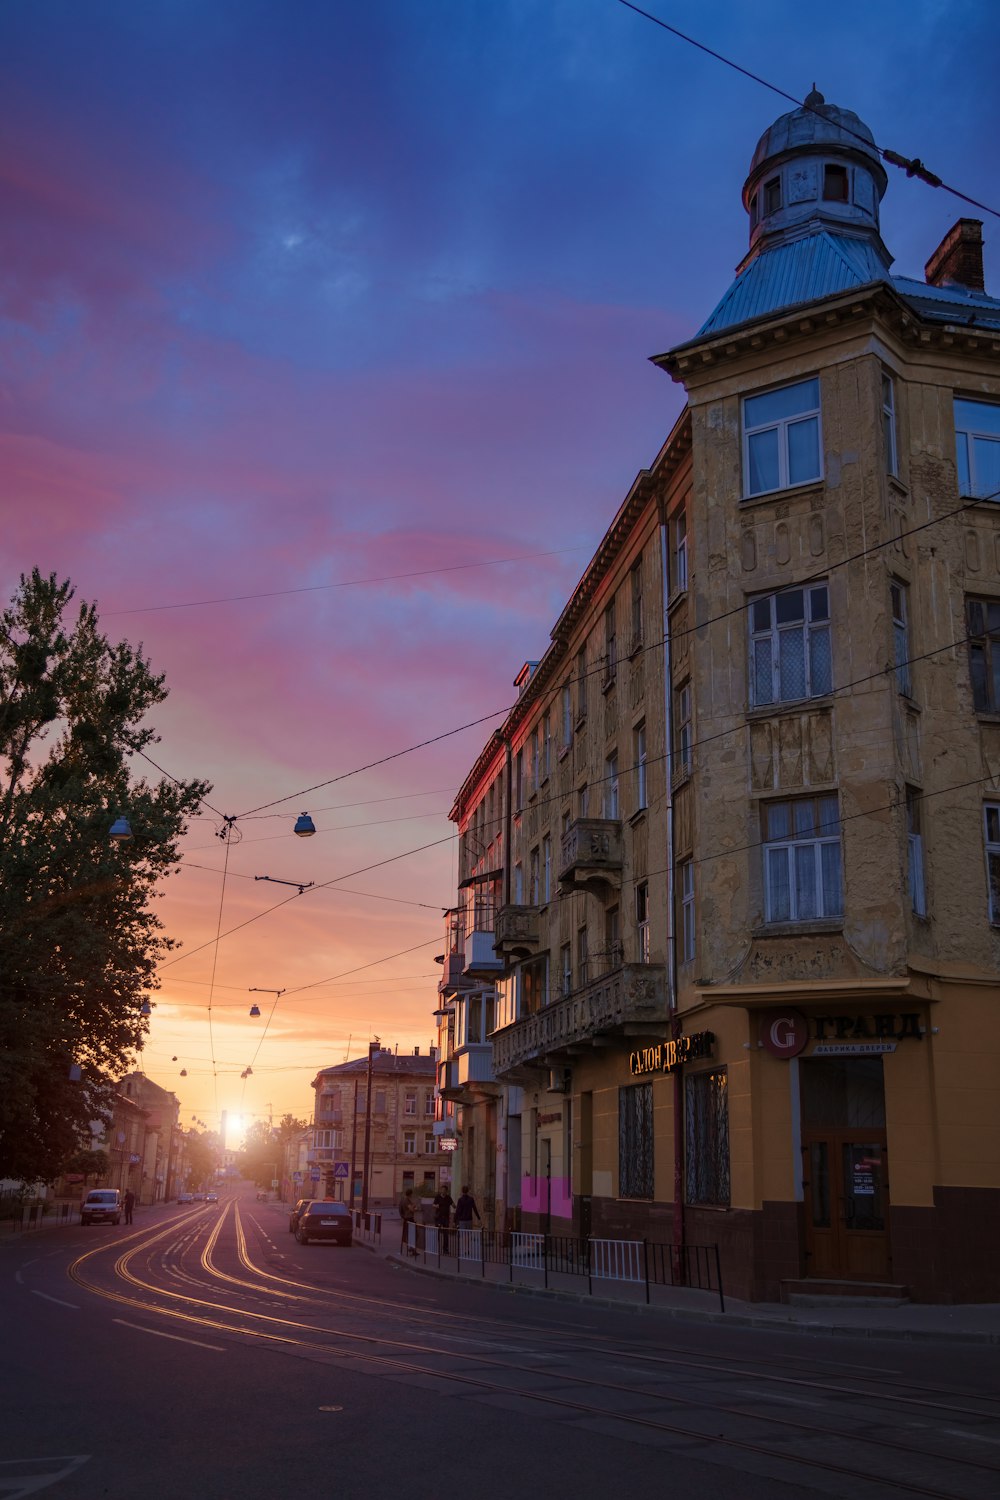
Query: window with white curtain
[
  {"left": 763, "top": 795, "right": 843, "bottom": 923},
  {"left": 750, "top": 583, "right": 832, "bottom": 706},
  {"left": 955, "top": 397, "right": 1000, "bottom": 501}
]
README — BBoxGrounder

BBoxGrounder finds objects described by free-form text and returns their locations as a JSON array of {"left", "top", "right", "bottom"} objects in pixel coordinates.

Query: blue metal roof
[
  {"left": 697, "top": 231, "right": 891, "bottom": 337},
  {"left": 890, "top": 274, "right": 1000, "bottom": 331}
]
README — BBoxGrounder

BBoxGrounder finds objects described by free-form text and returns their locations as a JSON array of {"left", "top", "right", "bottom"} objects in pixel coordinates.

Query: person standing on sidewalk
[
  {"left": 398, "top": 1188, "right": 418, "bottom": 1255},
  {"left": 454, "top": 1185, "right": 481, "bottom": 1236},
  {"left": 123, "top": 1189, "right": 135, "bottom": 1225},
  {"left": 433, "top": 1186, "right": 455, "bottom": 1252}
]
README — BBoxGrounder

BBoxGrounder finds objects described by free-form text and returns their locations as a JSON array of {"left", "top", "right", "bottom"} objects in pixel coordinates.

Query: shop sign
[
  {"left": 629, "top": 1032, "right": 714, "bottom": 1077},
  {"left": 759, "top": 1009, "right": 809, "bottom": 1059},
  {"left": 537, "top": 1110, "right": 562, "bottom": 1126},
  {"left": 812, "top": 1013, "right": 923, "bottom": 1043},
  {"left": 814, "top": 1042, "right": 896, "bottom": 1056},
  {"left": 438, "top": 1137, "right": 458, "bottom": 1152}
]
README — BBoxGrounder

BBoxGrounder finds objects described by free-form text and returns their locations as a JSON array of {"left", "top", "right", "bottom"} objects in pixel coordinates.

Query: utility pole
[
  {"left": 348, "top": 1075, "right": 360, "bottom": 1207},
  {"left": 361, "top": 1038, "right": 380, "bottom": 1214}
]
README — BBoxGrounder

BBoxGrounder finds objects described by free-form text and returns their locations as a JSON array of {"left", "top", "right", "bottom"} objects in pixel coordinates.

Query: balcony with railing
[
  {"left": 558, "top": 818, "right": 623, "bottom": 894},
  {"left": 491, "top": 960, "right": 667, "bottom": 1077},
  {"left": 493, "top": 904, "right": 540, "bottom": 961}
]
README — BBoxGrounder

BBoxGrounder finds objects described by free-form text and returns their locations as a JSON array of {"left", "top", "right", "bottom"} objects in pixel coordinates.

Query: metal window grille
[
  {"left": 618, "top": 1083, "right": 653, "bottom": 1200},
  {"left": 685, "top": 1069, "right": 730, "bottom": 1206}
]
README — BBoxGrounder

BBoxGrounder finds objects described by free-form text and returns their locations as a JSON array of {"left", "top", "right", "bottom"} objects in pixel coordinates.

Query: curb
[{"left": 373, "top": 1248, "right": 1000, "bottom": 1346}]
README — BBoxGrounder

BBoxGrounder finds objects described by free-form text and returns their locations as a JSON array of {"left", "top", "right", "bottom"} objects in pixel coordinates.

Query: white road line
[
  {"left": 14, "top": 1270, "right": 24, "bottom": 1284},
  {"left": 112, "top": 1319, "right": 225, "bottom": 1352},
  {"left": 944, "top": 1428, "right": 1000, "bottom": 1446},
  {"left": 30, "top": 1291, "right": 78, "bottom": 1309},
  {"left": 0, "top": 1455, "right": 89, "bottom": 1496}
]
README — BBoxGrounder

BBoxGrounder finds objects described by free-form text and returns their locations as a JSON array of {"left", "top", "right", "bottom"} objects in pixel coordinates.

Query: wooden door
[{"left": 803, "top": 1130, "right": 890, "bottom": 1281}]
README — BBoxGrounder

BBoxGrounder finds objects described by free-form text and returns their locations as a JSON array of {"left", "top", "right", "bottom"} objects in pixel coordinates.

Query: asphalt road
[{"left": 3, "top": 1187, "right": 999, "bottom": 1500}]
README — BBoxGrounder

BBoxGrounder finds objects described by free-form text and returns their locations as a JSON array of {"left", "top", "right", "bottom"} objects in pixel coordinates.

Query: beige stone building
[
  {"left": 438, "top": 92, "right": 1000, "bottom": 1301},
  {"left": 311, "top": 1048, "right": 439, "bottom": 1208}
]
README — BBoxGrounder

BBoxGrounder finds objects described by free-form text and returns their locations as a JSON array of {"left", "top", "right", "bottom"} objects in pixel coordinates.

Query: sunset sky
[{"left": 4, "top": 0, "right": 999, "bottom": 1144}]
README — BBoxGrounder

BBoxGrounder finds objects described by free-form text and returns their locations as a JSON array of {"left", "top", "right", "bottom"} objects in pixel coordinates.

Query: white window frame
[
  {"left": 403, "top": 1132, "right": 416, "bottom": 1156},
  {"left": 906, "top": 787, "right": 926, "bottom": 918},
  {"left": 604, "top": 752, "right": 619, "bottom": 820},
  {"left": 673, "top": 508, "right": 688, "bottom": 594},
  {"left": 750, "top": 582, "right": 832, "bottom": 707},
  {"left": 763, "top": 795, "right": 843, "bottom": 924},
  {"left": 635, "top": 721, "right": 648, "bottom": 810},
  {"left": 985, "top": 803, "right": 1000, "bottom": 924},
  {"left": 680, "top": 860, "right": 695, "bottom": 963},
  {"left": 636, "top": 881, "right": 650, "bottom": 964},
  {"left": 955, "top": 397, "right": 1000, "bottom": 502},
  {"left": 891, "top": 581, "right": 911, "bottom": 697},
  {"left": 743, "top": 377, "right": 822, "bottom": 498},
  {"left": 882, "top": 371, "right": 898, "bottom": 478},
  {"left": 404, "top": 1091, "right": 417, "bottom": 1116},
  {"left": 674, "top": 683, "right": 692, "bottom": 778},
  {"left": 424, "top": 1133, "right": 436, "bottom": 1154}
]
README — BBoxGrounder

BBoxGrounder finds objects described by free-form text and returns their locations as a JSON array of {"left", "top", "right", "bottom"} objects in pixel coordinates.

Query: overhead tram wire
[
  {"left": 616, "top": 0, "right": 1000, "bottom": 220},
  {"left": 104, "top": 545, "right": 587, "bottom": 618},
  {"left": 231, "top": 499, "right": 981, "bottom": 824},
  {"left": 156, "top": 831, "right": 456, "bottom": 972}
]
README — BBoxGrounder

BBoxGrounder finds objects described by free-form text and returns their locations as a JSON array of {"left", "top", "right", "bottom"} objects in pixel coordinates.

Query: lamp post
[{"left": 360, "top": 1038, "right": 380, "bottom": 1214}]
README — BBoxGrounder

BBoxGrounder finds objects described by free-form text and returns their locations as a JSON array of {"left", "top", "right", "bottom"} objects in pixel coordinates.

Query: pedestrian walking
[
  {"left": 398, "top": 1187, "right": 418, "bottom": 1255},
  {"left": 123, "top": 1189, "right": 135, "bottom": 1225},
  {"left": 432, "top": 1187, "right": 455, "bottom": 1253},
  {"left": 454, "top": 1185, "right": 481, "bottom": 1238}
]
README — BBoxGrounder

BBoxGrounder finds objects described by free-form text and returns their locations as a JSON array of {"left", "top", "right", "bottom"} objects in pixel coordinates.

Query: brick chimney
[{"left": 925, "top": 218, "right": 986, "bottom": 293}]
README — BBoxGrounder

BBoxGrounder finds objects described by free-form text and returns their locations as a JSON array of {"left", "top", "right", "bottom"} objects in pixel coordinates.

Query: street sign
[
  {"left": 292, "top": 1171, "right": 302, "bottom": 1182},
  {"left": 438, "top": 1137, "right": 458, "bottom": 1152},
  {"left": 309, "top": 1168, "right": 321, "bottom": 1181},
  {"left": 332, "top": 1161, "right": 349, "bottom": 1178}
]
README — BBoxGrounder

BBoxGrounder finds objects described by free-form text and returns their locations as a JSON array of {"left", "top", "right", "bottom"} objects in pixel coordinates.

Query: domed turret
[{"left": 741, "top": 89, "right": 890, "bottom": 267}]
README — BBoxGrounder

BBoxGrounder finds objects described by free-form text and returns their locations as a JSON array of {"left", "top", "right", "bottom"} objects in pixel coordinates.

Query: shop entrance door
[
  {"left": 803, "top": 1133, "right": 890, "bottom": 1279},
  {"left": 800, "top": 1058, "right": 891, "bottom": 1281}
]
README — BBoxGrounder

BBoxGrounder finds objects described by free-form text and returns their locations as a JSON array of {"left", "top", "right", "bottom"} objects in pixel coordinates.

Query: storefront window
[
  {"left": 618, "top": 1082, "right": 653, "bottom": 1199},
  {"left": 685, "top": 1069, "right": 730, "bottom": 1206}
]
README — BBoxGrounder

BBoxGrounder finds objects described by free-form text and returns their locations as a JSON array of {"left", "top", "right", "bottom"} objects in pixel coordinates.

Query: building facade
[
  {"left": 311, "top": 1048, "right": 439, "bottom": 1208},
  {"left": 439, "top": 93, "right": 1000, "bottom": 1302}
]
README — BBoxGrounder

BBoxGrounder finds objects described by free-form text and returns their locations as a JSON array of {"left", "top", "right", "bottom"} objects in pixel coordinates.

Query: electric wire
[
  {"left": 616, "top": 1, "right": 1000, "bottom": 220},
  {"left": 104, "top": 545, "right": 586, "bottom": 618}
]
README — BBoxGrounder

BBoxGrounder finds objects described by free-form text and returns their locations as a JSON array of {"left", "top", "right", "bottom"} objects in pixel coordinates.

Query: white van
[{"left": 80, "top": 1188, "right": 122, "bottom": 1226}]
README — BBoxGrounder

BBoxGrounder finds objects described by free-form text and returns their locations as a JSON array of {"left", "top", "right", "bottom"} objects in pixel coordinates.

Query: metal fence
[
  {"left": 351, "top": 1209, "right": 383, "bottom": 1245},
  {"left": 0, "top": 1200, "right": 77, "bottom": 1234},
  {"left": 401, "top": 1223, "right": 724, "bottom": 1313}
]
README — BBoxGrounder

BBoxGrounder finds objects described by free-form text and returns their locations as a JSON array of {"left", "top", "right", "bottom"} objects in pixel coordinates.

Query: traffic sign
[
  {"left": 292, "top": 1170, "right": 302, "bottom": 1181},
  {"left": 309, "top": 1167, "right": 321, "bottom": 1181},
  {"left": 332, "top": 1161, "right": 350, "bottom": 1179}
]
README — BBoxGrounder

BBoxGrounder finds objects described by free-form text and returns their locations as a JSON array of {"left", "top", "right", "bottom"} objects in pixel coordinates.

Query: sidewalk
[{"left": 359, "top": 1212, "right": 1000, "bottom": 1347}]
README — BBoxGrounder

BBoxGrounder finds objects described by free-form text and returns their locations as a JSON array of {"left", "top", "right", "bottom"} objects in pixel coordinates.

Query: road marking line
[
  {"left": 113, "top": 1319, "right": 225, "bottom": 1352},
  {"left": 944, "top": 1428, "right": 1000, "bottom": 1446},
  {"left": 30, "top": 1291, "right": 78, "bottom": 1309}
]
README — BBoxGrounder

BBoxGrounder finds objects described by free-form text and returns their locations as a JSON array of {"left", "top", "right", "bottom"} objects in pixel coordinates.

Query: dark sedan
[
  {"left": 288, "top": 1198, "right": 313, "bottom": 1233},
  {"left": 294, "top": 1200, "right": 352, "bottom": 1246}
]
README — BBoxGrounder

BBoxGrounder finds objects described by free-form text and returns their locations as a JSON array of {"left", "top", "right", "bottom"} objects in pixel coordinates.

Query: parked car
[
  {"left": 288, "top": 1198, "right": 312, "bottom": 1234},
  {"left": 80, "top": 1189, "right": 122, "bottom": 1226},
  {"left": 205, "top": 1192, "right": 219, "bottom": 1203},
  {"left": 177, "top": 1192, "right": 193, "bottom": 1204},
  {"left": 191, "top": 1191, "right": 205, "bottom": 1201},
  {"left": 295, "top": 1201, "right": 352, "bottom": 1247}
]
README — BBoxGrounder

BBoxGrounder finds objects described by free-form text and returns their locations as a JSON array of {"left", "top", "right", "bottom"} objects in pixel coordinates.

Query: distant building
[
  {"left": 310, "top": 1048, "right": 439, "bottom": 1207},
  {"left": 120, "top": 1073, "right": 181, "bottom": 1203}
]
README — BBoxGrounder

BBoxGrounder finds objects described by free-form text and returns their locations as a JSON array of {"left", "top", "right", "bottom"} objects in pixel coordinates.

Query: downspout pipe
[{"left": 659, "top": 509, "right": 684, "bottom": 1266}]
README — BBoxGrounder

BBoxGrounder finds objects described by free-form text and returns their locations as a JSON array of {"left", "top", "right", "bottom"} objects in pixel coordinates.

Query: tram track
[{"left": 60, "top": 1202, "right": 1000, "bottom": 1500}]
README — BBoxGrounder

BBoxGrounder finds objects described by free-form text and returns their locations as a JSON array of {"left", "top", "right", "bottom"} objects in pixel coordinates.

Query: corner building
[{"left": 443, "top": 93, "right": 1000, "bottom": 1302}]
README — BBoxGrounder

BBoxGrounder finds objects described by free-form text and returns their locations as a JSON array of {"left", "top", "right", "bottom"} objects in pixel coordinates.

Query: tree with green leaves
[
  {"left": 0, "top": 570, "right": 209, "bottom": 1184},
  {"left": 238, "top": 1114, "right": 308, "bottom": 1187}
]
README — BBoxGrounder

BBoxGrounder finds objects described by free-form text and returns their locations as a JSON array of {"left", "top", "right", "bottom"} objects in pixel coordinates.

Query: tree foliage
[
  {"left": 0, "top": 571, "right": 209, "bottom": 1183},
  {"left": 237, "top": 1114, "right": 308, "bottom": 1186}
]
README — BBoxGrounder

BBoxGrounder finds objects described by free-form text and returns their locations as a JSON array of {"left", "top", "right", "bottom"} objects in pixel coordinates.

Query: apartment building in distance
[
  {"left": 311, "top": 1048, "right": 438, "bottom": 1208},
  {"left": 436, "top": 91, "right": 1000, "bottom": 1301}
]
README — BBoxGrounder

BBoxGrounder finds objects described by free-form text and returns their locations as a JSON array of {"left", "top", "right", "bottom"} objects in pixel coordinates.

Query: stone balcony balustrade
[
  {"left": 491, "top": 961, "right": 667, "bottom": 1077},
  {"left": 493, "top": 904, "right": 540, "bottom": 961},
  {"left": 558, "top": 817, "right": 623, "bottom": 894}
]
